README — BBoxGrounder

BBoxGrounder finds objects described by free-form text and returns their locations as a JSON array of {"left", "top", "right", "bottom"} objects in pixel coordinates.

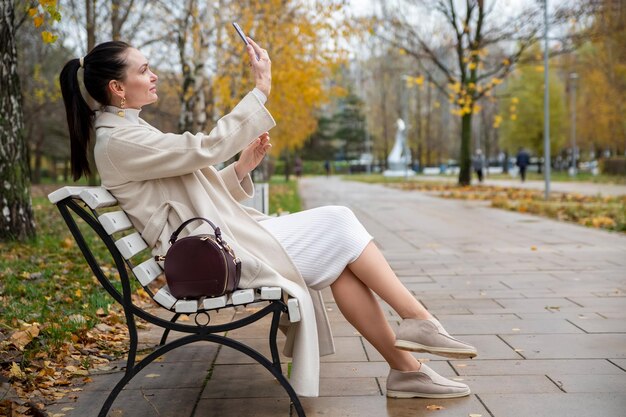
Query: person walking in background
[
  {"left": 294, "top": 156, "right": 303, "bottom": 178},
  {"left": 472, "top": 149, "right": 485, "bottom": 183},
  {"left": 324, "top": 159, "right": 331, "bottom": 177},
  {"left": 516, "top": 147, "right": 530, "bottom": 182}
]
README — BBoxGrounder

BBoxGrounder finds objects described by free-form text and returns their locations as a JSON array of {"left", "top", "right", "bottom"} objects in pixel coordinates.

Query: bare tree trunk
[
  {"left": 86, "top": 0, "right": 98, "bottom": 185},
  {"left": 415, "top": 82, "right": 423, "bottom": 169},
  {"left": 177, "top": 0, "right": 211, "bottom": 133},
  {"left": 425, "top": 77, "right": 432, "bottom": 167},
  {"left": 0, "top": 0, "right": 36, "bottom": 241},
  {"left": 459, "top": 113, "right": 473, "bottom": 185}
]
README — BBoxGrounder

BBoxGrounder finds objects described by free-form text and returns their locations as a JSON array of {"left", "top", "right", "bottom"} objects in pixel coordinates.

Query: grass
[
  {"left": 0, "top": 193, "right": 134, "bottom": 413},
  {"left": 269, "top": 176, "right": 302, "bottom": 214},
  {"left": 0, "top": 197, "right": 117, "bottom": 348}
]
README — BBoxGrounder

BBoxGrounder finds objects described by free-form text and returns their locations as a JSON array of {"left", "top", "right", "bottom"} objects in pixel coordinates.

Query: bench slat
[
  {"left": 48, "top": 186, "right": 89, "bottom": 204},
  {"left": 230, "top": 289, "right": 255, "bottom": 305},
  {"left": 260, "top": 286, "right": 282, "bottom": 300},
  {"left": 132, "top": 259, "right": 162, "bottom": 286},
  {"left": 203, "top": 295, "right": 228, "bottom": 310},
  {"left": 175, "top": 300, "right": 198, "bottom": 313},
  {"left": 115, "top": 232, "right": 148, "bottom": 259},
  {"left": 99, "top": 211, "right": 133, "bottom": 235},
  {"left": 287, "top": 298, "right": 301, "bottom": 323},
  {"left": 79, "top": 188, "right": 118, "bottom": 209},
  {"left": 153, "top": 287, "right": 177, "bottom": 309}
]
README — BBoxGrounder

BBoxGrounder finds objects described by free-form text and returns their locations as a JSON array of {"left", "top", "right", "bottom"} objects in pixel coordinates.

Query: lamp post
[
  {"left": 569, "top": 72, "right": 578, "bottom": 176},
  {"left": 543, "top": 0, "right": 551, "bottom": 200}
]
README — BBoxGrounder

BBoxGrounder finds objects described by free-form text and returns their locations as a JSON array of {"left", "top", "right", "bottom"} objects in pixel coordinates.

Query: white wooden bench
[{"left": 48, "top": 186, "right": 304, "bottom": 417}]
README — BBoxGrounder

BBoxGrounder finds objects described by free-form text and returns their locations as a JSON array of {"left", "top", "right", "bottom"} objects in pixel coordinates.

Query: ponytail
[
  {"left": 59, "top": 41, "right": 131, "bottom": 181},
  {"left": 60, "top": 58, "right": 95, "bottom": 181}
]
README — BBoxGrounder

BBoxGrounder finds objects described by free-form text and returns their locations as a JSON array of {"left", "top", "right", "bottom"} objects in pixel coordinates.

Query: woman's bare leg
[
  {"left": 348, "top": 241, "right": 432, "bottom": 320},
  {"left": 330, "top": 267, "right": 420, "bottom": 372}
]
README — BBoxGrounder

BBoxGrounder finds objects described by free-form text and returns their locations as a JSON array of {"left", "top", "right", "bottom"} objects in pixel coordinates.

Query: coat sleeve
[
  {"left": 218, "top": 163, "right": 255, "bottom": 202},
  {"left": 103, "top": 92, "right": 276, "bottom": 181}
]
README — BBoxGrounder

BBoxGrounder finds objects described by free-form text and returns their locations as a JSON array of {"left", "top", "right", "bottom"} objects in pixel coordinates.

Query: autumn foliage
[{"left": 212, "top": 0, "right": 348, "bottom": 155}]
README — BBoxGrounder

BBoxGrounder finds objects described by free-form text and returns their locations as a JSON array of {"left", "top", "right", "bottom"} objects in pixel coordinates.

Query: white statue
[{"left": 384, "top": 118, "right": 415, "bottom": 177}]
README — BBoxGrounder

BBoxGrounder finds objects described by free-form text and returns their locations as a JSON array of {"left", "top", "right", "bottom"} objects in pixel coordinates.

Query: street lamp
[
  {"left": 543, "top": 0, "right": 551, "bottom": 200},
  {"left": 569, "top": 72, "right": 579, "bottom": 176}
]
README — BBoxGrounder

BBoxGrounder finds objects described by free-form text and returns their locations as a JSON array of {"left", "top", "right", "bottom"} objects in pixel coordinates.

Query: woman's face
[{"left": 117, "top": 48, "right": 158, "bottom": 109}]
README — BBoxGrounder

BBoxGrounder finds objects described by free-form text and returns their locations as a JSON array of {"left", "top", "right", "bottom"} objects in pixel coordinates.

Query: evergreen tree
[{"left": 332, "top": 89, "right": 366, "bottom": 160}]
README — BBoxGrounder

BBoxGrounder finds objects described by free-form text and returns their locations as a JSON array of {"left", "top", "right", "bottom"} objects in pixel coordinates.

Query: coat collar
[{"left": 94, "top": 106, "right": 142, "bottom": 128}]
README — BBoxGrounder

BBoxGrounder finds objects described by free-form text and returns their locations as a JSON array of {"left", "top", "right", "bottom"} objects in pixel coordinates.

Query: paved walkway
[
  {"left": 47, "top": 177, "right": 626, "bottom": 417},
  {"left": 412, "top": 174, "right": 626, "bottom": 196}
]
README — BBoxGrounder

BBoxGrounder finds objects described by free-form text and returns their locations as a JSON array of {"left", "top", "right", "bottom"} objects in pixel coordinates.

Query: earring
[{"left": 117, "top": 97, "right": 126, "bottom": 117}]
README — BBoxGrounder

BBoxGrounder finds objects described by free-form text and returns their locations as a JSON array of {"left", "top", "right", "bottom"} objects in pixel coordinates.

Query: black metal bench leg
[
  {"left": 269, "top": 305, "right": 282, "bottom": 372},
  {"left": 268, "top": 304, "right": 307, "bottom": 417},
  {"left": 159, "top": 313, "right": 181, "bottom": 346}
]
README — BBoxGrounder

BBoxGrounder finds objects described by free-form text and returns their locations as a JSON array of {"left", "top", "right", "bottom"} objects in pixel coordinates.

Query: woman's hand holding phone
[
  {"left": 232, "top": 23, "right": 271, "bottom": 97},
  {"left": 246, "top": 37, "right": 271, "bottom": 98}
]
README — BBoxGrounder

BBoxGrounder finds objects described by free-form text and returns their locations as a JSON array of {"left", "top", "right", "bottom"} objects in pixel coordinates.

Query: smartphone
[{"left": 232, "top": 22, "right": 260, "bottom": 60}]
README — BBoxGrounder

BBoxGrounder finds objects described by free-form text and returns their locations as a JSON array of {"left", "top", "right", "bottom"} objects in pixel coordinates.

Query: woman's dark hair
[{"left": 59, "top": 41, "right": 131, "bottom": 180}]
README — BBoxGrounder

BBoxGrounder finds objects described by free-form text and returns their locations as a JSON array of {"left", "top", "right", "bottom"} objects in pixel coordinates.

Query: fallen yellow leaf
[
  {"left": 9, "top": 362, "right": 26, "bottom": 380},
  {"left": 9, "top": 323, "right": 40, "bottom": 350},
  {"left": 426, "top": 404, "right": 444, "bottom": 410}
]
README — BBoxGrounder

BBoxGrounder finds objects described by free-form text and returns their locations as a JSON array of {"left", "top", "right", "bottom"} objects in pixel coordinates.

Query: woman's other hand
[
  {"left": 234, "top": 132, "right": 272, "bottom": 181},
  {"left": 247, "top": 37, "right": 271, "bottom": 97}
]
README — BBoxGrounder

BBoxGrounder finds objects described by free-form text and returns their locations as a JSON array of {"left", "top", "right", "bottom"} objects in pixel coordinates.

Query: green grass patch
[{"left": 269, "top": 177, "right": 302, "bottom": 214}]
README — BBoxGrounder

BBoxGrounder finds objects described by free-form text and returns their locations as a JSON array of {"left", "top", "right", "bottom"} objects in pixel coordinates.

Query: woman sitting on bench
[{"left": 59, "top": 39, "right": 477, "bottom": 399}]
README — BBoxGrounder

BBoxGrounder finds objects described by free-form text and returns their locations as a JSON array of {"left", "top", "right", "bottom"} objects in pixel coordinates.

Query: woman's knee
[{"left": 322, "top": 205, "right": 356, "bottom": 221}]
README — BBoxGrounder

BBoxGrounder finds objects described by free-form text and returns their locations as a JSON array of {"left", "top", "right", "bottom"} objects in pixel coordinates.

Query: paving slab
[
  {"left": 501, "top": 334, "right": 626, "bottom": 359},
  {"left": 450, "top": 359, "right": 626, "bottom": 376},
  {"left": 202, "top": 376, "right": 381, "bottom": 399},
  {"left": 548, "top": 373, "right": 626, "bottom": 393},
  {"left": 515, "top": 311, "right": 605, "bottom": 320},
  {"left": 568, "top": 296, "right": 626, "bottom": 311},
  {"left": 479, "top": 393, "right": 626, "bottom": 417},
  {"left": 124, "top": 362, "right": 210, "bottom": 390},
  {"left": 380, "top": 374, "right": 561, "bottom": 394},
  {"left": 194, "top": 398, "right": 295, "bottom": 417},
  {"left": 46, "top": 387, "right": 200, "bottom": 417},
  {"left": 440, "top": 318, "right": 583, "bottom": 334},
  {"left": 609, "top": 359, "right": 626, "bottom": 371},
  {"left": 320, "top": 336, "right": 369, "bottom": 362},
  {"left": 491, "top": 297, "right": 582, "bottom": 312},
  {"left": 568, "top": 318, "right": 626, "bottom": 333},
  {"left": 302, "top": 395, "right": 489, "bottom": 417}
]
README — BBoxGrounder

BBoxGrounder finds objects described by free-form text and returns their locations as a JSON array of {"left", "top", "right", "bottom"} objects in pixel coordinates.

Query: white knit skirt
[{"left": 259, "top": 206, "right": 373, "bottom": 290}]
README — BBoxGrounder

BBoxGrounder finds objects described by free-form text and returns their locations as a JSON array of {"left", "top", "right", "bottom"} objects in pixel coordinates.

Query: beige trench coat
[{"left": 93, "top": 91, "right": 334, "bottom": 397}]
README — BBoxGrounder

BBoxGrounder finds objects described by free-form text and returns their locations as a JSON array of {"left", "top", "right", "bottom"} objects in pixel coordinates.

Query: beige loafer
[
  {"left": 395, "top": 318, "right": 477, "bottom": 359},
  {"left": 386, "top": 363, "right": 471, "bottom": 399}
]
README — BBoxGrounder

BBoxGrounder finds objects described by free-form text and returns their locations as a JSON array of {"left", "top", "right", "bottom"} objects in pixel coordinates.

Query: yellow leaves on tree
[
  {"left": 212, "top": 0, "right": 347, "bottom": 155},
  {"left": 28, "top": 1, "right": 61, "bottom": 43},
  {"left": 576, "top": 59, "right": 625, "bottom": 152}
]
